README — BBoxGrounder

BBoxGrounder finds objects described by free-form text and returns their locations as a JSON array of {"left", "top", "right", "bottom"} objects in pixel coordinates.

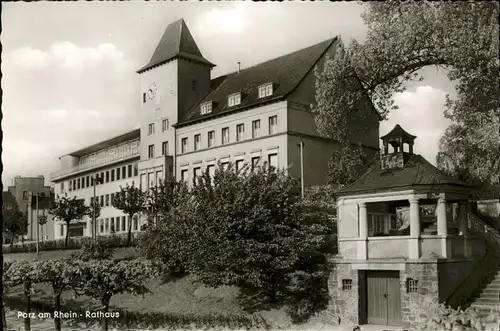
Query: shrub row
[
  {"left": 4, "top": 294, "right": 270, "bottom": 330},
  {"left": 2, "top": 233, "right": 138, "bottom": 254}
]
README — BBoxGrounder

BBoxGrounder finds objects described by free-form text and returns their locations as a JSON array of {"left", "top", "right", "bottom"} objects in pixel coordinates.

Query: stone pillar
[
  {"left": 459, "top": 201, "right": 471, "bottom": 257},
  {"left": 358, "top": 202, "right": 368, "bottom": 260},
  {"left": 409, "top": 197, "right": 421, "bottom": 259},
  {"left": 437, "top": 197, "right": 450, "bottom": 257}
]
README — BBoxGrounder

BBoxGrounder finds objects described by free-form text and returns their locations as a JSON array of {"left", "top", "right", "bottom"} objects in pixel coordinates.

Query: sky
[{"left": 1, "top": 2, "right": 454, "bottom": 188}]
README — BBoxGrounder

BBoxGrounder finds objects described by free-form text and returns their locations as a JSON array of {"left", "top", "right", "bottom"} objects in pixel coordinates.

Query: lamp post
[
  {"left": 297, "top": 140, "right": 305, "bottom": 197},
  {"left": 91, "top": 174, "right": 104, "bottom": 238}
]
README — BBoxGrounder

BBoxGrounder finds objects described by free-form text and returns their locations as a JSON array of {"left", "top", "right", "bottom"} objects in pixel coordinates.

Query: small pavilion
[{"left": 329, "top": 125, "right": 482, "bottom": 328}]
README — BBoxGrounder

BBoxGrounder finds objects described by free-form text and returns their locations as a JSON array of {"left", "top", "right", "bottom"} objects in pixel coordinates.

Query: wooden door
[{"left": 366, "top": 271, "right": 402, "bottom": 326}]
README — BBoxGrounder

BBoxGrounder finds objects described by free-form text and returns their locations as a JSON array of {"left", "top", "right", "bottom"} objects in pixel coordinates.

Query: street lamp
[
  {"left": 91, "top": 174, "right": 104, "bottom": 238},
  {"left": 297, "top": 140, "right": 305, "bottom": 198}
]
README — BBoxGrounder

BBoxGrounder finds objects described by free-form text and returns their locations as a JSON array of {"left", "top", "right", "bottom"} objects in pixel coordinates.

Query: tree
[
  {"left": 111, "top": 183, "right": 147, "bottom": 246},
  {"left": 326, "top": 144, "right": 378, "bottom": 189},
  {"left": 314, "top": 2, "right": 499, "bottom": 180},
  {"left": 68, "top": 259, "right": 153, "bottom": 331},
  {"left": 38, "top": 213, "right": 48, "bottom": 244},
  {"left": 49, "top": 194, "right": 89, "bottom": 248},
  {"left": 4, "top": 260, "right": 43, "bottom": 331},
  {"left": 2, "top": 191, "right": 28, "bottom": 246},
  {"left": 138, "top": 179, "right": 193, "bottom": 278},
  {"left": 187, "top": 163, "right": 334, "bottom": 319},
  {"left": 37, "top": 259, "right": 73, "bottom": 331},
  {"left": 437, "top": 113, "right": 500, "bottom": 199}
]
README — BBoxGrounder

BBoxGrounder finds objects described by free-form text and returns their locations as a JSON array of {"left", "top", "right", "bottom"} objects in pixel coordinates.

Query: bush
[
  {"left": 2, "top": 233, "right": 138, "bottom": 254},
  {"left": 416, "top": 303, "right": 500, "bottom": 331}
]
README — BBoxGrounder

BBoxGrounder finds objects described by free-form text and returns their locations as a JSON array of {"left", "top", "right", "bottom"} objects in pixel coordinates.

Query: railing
[
  {"left": 51, "top": 141, "right": 140, "bottom": 180},
  {"left": 446, "top": 212, "right": 500, "bottom": 309}
]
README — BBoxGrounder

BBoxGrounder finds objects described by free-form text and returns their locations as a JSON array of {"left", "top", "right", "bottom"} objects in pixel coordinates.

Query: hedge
[{"left": 2, "top": 233, "right": 138, "bottom": 254}]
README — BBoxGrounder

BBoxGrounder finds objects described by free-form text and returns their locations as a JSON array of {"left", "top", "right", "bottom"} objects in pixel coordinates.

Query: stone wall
[
  {"left": 328, "top": 263, "right": 360, "bottom": 325},
  {"left": 400, "top": 262, "right": 439, "bottom": 328}
]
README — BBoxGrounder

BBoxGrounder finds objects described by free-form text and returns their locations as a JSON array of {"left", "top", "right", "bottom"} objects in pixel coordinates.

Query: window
[
  {"left": 22, "top": 191, "right": 29, "bottom": 200},
  {"left": 86, "top": 176, "right": 90, "bottom": 188},
  {"left": 258, "top": 83, "right": 273, "bottom": 98},
  {"left": 207, "top": 165, "right": 215, "bottom": 179},
  {"left": 128, "top": 165, "right": 133, "bottom": 178},
  {"left": 251, "top": 156, "right": 261, "bottom": 171},
  {"left": 105, "top": 218, "right": 109, "bottom": 232},
  {"left": 208, "top": 131, "right": 215, "bottom": 148},
  {"left": 228, "top": 92, "right": 241, "bottom": 107},
  {"left": 252, "top": 120, "right": 260, "bottom": 138},
  {"left": 162, "top": 119, "right": 169, "bottom": 132},
  {"left": 111, "top": 169, "right": 115, "bottom": 181},
  {"left": 106, "top": 171, "right": 110, "bottom": 183},
  {"left": 156, "top": 170, "right": 162, "bottom": 186},
  {"left": 100, "top": 195, "right": 104, "bottom": 207},
  {"left": 77, "top": 178, "right": 81, "bottom": 190},
  {"left": 194, "top": 167, "right": 202, "bottom": 180},
  {"left": 407, "top": 278, "right": 419, "bottom": 293},
  {"left": 69, "top": 181, "right": 72, "bottom": 191},
  {"left": 110, "top": 193, "right": 114, "bottom": 206},
  {"left": 221, "top": 162, "right": 230, "bottom": 171},
  {"left": 143, "top": 93, "right": 146, "bottom": 103},
  {"left": 236, "top": 124, "right": 244, "bottom": 142},
  {"left": 117, "top": 167, "right": 121, "bottom": 180},
  {"left": 148, "top": 123, "right": 155, "bottom": 136},
  {"left": 110, "top": 217, "right": 115, "bottom": 233},
  {"left": 222, "top": 127, "right": 229, "bottom": 145},
  {"left": 60, "top": 182, "right": 64, "bottom": 192},
  {"left": 121, "top": 216, "right": 126, "bottom": 232},
  {"left": 162, "top": 141, "right": 169, "bottom": 156},
  {"left": 105, "top": 194, "right": 109, "bottom": 207},
  {"left": 100, "top": 220, "right": 104, "bottom": 233},
  {"left": 342, "top": 279, "right": 353, "bottom": 291},
  {"left": 122, "top": 166, "right": 126, "bottom": 179},
  {"left": 73, "top": 179, "right": 76, "bottom": 190},
  {"left": 200, "top": 102, "right": 213, "bottom": 115},
  {"left": 269, "top": 115, "right": 278, "bottom": 134},
  {"left": 134, "top": 164, "right": 138, "bottom": 176},
  {"left": 60, "top": 224, "right": 64, "bottom": 236},
  {"left": 181, "top": 138, "right": 188, "bottom": 153},
  {"left": 236, "top": 159, "right": 244, "bottom": 171},
  {"left": 100, "top": 172, "right": 105, "bottom": 183},
  {"left": 268, "top": 153, "right": 278, "bottom": 170},
  {"left": 181, "top": 169, "right": 188, "bottom": 182},
  {"left": 194, "top": 134, "right": 201, "bottom": 151},
  {"left": 116, "top": 217, "right": 120, "bottom": 232},
  {"left": 148, "top": 144, "right": 155, "bottom": 158},
  {"left": 148, "top": 172, "right": 154, "bottom": 189},
  {"left": 133, "top": 215, "right": 138, "bottom": 231}
]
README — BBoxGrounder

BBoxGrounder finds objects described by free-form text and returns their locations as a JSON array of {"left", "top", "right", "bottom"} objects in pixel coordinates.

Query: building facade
[
  {"left": 50, "top": 18, "right": 380, "bottom": 239},
  {"left": 7, "top": 175, "right": 55, "bottom": 242}
]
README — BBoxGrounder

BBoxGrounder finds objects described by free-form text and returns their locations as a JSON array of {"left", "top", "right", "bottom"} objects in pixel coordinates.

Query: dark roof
[
  {"left": 177, "top": 37, "right": 338, "bottom": 126},
  {"left": 67, "top": 129, "right": 140, "bottom": 157},
  {"left": 336, "top": 153, "right": 473, "bottom": 196},
  {"left": 137, "top": 19, "right": 214, "bottom": 73},
  {"left": 381, "top": 124, "right": 417, "bottom": 143}
]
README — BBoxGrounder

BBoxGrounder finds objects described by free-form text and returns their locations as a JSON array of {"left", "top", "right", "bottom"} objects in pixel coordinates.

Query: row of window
[
  {"left": 179, "top": 153, "right": 278, "bottom": 182},
  {"left": 79, "top": 141, "right": 139, "bottom": 165},
  {"left": 64, "top": 163, "right": 139, "bottom": 192},
  {"left": 147, "top": 141, "right": 169, "bottom": 159},
  {"left": 341, "top": 278, "right": 418, "bottom": 293},
  {"left": 178, "top": 115, "right": 278, "bottom": 155},
  {"left": 148, "top": 119, "right": 170, "bottom": 136},
  {"left": 90, "top": 190, "right": 124, "bottom": 208},
  {"left": 200, "top": 83, "right": 274, "bottom": 116},
  {"left": 98, "top": 215, "right": 139, "bottom": 234}
]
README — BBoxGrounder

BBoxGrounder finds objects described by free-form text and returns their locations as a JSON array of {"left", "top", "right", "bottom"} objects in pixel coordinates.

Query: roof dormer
[
  {"left": 200, "top": 101, "right": 213, "bottom": 115},
  {"left": 228, "top": 92, "right": 241, "bottom": 107},
  {"left": 258, "top": 83, "right": 274, "bottom": 98}
]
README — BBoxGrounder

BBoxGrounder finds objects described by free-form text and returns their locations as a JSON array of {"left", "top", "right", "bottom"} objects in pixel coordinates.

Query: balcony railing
[{"left": 51, "top": 140, "right": 140, "bottom": 180}]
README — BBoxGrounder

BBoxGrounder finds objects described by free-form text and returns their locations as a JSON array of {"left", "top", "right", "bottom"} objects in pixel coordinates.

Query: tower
[{"left": 136, "top": 19, "right": 215, "bottom": 190}]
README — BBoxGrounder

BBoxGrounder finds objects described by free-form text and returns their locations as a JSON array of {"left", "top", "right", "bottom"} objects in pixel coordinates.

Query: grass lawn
[{"left": 3, "top": 249, "right": 343, "bottom": 330}]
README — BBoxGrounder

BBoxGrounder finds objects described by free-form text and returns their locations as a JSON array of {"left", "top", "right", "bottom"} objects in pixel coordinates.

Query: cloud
[
  {"left": 196, "top": 5, "right": 249, "bottom": 38},
  {"left": 6, "top": 41, "right": 127, "bottom": 72},
  {"left": 381, "top": 85, "right": 452, "bottom": 165}
]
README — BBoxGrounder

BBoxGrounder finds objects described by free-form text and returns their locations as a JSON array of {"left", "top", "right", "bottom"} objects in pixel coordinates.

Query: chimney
[
  {"left": 379, "top": 124, "right": 417, "bottom": 171},
  {"left": 237, "top": 62, "right": 241, "bottom": 74}
]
